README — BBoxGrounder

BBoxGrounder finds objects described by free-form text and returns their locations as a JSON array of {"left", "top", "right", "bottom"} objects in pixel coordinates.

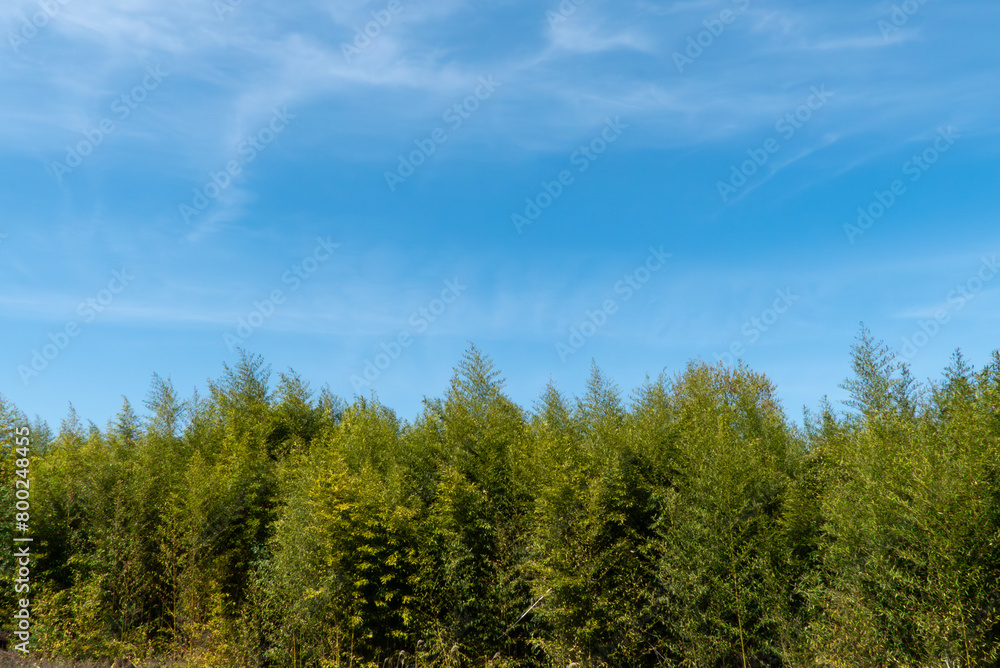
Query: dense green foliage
[{"left": 2, "top": 332, "right": 999, "bottom": 667}]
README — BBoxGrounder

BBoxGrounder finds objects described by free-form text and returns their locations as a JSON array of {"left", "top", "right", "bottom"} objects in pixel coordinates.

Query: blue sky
[{"left": 3, "top": 0, "right": 1000, "bottom": 429}]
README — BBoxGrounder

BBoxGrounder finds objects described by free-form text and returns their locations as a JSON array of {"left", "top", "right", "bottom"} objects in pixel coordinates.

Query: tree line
[{"left": 1, "top": 329, "right": 998, "bottom": 667}]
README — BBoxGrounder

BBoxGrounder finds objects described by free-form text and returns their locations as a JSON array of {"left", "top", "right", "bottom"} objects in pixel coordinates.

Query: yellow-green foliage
[{"left": 8, "top": 337, "right": 1000, "bottom": 667}]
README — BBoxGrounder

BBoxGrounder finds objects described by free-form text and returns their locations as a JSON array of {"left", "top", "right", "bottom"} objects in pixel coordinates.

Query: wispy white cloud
[
  {"left": 2, "top": 0, "right": 997, "bottom": 173},
  {"left": 546, "top": 8, "right": 655, "bottom": 54}
]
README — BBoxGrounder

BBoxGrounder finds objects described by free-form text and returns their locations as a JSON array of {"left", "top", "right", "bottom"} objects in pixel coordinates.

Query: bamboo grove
[{"left": 1, "top": 329, "right": 999, "bottom": 667}]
